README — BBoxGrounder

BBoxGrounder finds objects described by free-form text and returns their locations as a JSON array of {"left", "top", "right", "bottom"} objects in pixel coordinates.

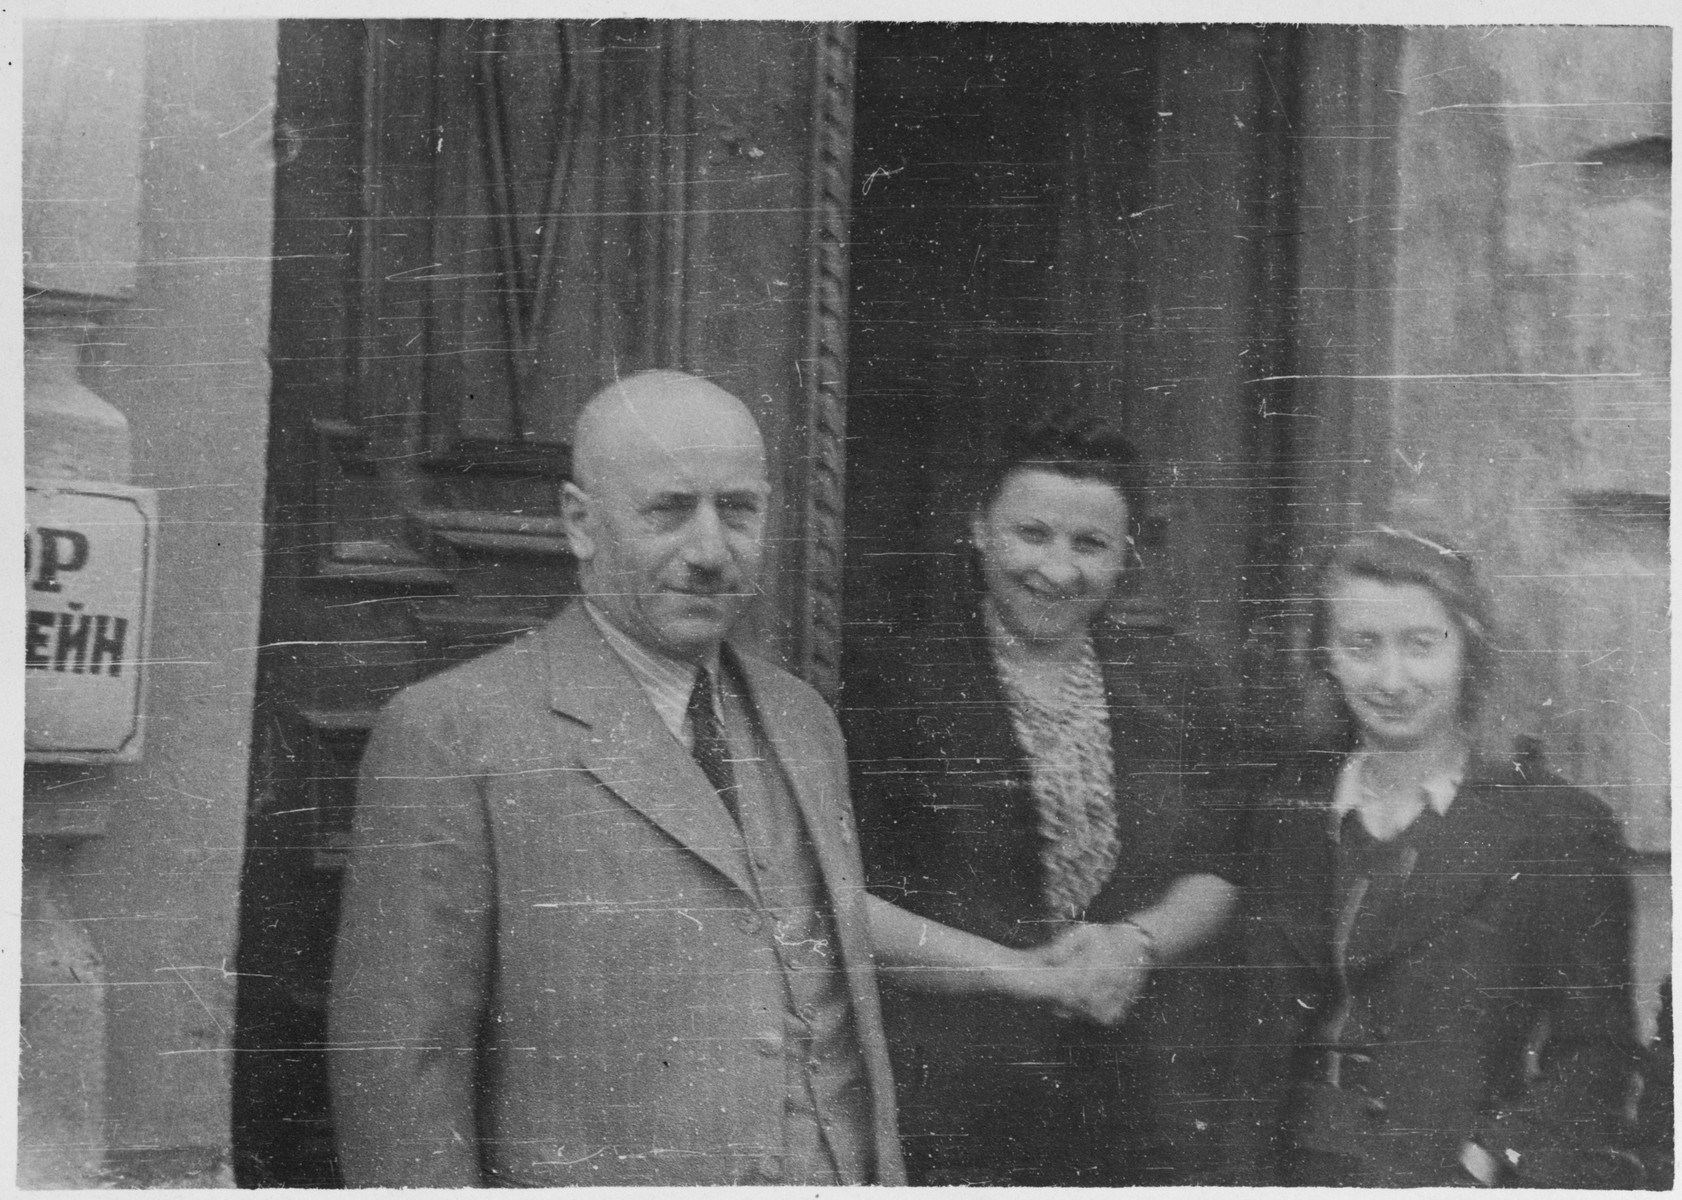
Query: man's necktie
[{"left": 687, "top": 666, "right": 740, "bottom": 826}]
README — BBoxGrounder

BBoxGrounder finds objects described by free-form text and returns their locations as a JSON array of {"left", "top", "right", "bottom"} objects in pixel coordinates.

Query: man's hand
[
  {"left": 1026, "top": 921, "right": 1153, "bottom": 1026},
  {"left": 864, "top": 895, "right": 1159, "bottom": 1024}
]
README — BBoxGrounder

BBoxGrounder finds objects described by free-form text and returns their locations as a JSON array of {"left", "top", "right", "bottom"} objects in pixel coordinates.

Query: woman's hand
[
  {"left": 1021, "top": 921, "right": 1154, "bottom": 1026},
  {"left": 863, "top": 894, "right": 1181, "bottom": 1024}
]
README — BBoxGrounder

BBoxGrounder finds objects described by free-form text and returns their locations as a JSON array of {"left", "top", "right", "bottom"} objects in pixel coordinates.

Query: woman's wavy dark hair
[
  {"left": 1306, "top": 527, "right": 1497, "bottom": 742},
  {"left": 971, "top": 410, "right": 1146, "bottom": 532}
]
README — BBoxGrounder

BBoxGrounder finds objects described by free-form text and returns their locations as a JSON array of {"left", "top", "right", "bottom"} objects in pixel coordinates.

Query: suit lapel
[
  {"left": 1277, "top": 806, "right": 1340, "bottom": 968},
  {"left": 730, "top": 649, "right": 858, "bottom": 902},
  {"left": 929, "top": 626, "right": 1043, "bottom": 895},
  {"left": 1255, "top": 762, "right": 1342, "bottom": 970},
  {"left": 541, "top": 606, "right": 757, "bottom": 898},
  {"left": 1099, "top": 648, "right": 1180, "bottom": 826},
  {"left": 929, "top": 625, "right": 1027, "bottom": 771},
  {"left": 728, "top": 650, "right": 906, "bottom": 1179}
]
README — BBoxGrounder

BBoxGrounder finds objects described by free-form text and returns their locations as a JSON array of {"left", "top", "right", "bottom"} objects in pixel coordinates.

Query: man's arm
[
  {"left": 327, "top": 693, "right": 493, "bottom": 1186},
  {"left": 865, "top": 893, "right": 1149, "bottom": 1026}
]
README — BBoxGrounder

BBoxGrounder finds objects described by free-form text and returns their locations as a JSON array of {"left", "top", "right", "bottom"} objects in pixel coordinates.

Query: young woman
[
  {"left": 1237, "top": 527, "right": 1643, "bottom": 1187},
  {"left": 845, "top": 414, "right": 1248, "bottom": 1185}
]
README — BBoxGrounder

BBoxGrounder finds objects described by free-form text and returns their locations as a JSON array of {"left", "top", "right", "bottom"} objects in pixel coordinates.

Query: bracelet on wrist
[{"left": 1120, "top": 919, "right": 1158, "bottom": 965}]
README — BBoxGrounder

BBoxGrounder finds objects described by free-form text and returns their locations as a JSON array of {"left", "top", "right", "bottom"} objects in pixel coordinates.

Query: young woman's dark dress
[{"left": 1235, "top": 750, "right": 1642, "bottom": 1187}]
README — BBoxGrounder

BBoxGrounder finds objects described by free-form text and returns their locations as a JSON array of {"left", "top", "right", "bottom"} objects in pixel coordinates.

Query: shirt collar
[{"left": 583, "top": 601, "right": 720, "bottom": 745}]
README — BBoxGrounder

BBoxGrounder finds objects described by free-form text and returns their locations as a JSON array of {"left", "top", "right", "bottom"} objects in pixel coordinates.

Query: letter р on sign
[{"left": 26, "top": 481, "right": 156, "bottom": 762}]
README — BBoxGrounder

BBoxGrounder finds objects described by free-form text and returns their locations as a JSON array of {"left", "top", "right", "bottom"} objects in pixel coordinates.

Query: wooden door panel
[{"left": 235, "top": 21, "right": 853, "bottom": 1185}]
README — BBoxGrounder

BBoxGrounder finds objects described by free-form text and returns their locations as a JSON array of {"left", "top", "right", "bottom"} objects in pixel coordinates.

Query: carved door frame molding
[{"left": 792, "top": 23, "right": 855, "bottom": 701}]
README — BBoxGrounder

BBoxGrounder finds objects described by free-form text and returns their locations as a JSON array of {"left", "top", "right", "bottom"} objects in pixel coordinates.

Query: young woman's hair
[
  {"left": 972, "top": 409, "right": 1146, "bottom": 530},
  {"left": 1306, "top": 526, "right": 1498, "bottom": 742}
]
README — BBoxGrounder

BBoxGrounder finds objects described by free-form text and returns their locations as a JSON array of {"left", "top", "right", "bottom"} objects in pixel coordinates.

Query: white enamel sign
[{"left": 26, "top": 481, "right": 156, "bottom": 762}]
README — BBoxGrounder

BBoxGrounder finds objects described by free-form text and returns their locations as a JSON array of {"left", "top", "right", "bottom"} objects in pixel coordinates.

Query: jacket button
[{"left": 736, "top": 912, "right": 764, "bottom": 935}]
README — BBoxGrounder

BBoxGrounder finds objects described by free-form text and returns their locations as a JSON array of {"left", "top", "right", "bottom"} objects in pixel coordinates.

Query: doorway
[
  {"left": 231, "top": 22, "right": 1314, "bottom": 1186},
  {"left": 844, "top": 23, "right": 1303, "bottom": 674}
]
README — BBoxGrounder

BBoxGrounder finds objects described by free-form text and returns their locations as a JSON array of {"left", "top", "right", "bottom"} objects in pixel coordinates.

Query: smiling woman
[
  {"left": 971, "top": 468, "right": 1133, "bottom": 650},
  {"left": 843, "top": 411, "right": 1251, "bottom": 1185},
  {"left": 1327, "top": 578, "right": 1462, "bottom": 737},
  {"left": 1235, "top": 528, "right": 1644, "bottom": 1187}
]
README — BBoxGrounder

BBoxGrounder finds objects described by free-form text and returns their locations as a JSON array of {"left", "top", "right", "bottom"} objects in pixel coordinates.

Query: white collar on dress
[{"left": 1331, "top": 748, "right": 1467, "bottom": 841}]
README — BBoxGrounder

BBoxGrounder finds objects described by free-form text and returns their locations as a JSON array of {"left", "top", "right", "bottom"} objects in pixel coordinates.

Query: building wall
[
  {"left": 22, "top": 20, "right": 277, "bottom": 1186},
  {"left": 1380, "top": 25, "right": 1670, "bottom": 1024},
  {"left": 1383, "top": 25, "right": 1669, "bottom": 835}
]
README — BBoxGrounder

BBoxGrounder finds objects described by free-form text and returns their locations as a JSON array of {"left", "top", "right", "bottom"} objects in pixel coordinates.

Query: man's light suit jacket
[{"left": 327, "top": 602, "right": 906, "bottom": 1186}]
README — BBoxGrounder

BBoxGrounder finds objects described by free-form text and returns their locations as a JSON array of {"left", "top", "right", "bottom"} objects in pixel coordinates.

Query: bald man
[{"left": 327, "top": 371, "right": 906, "bottom": 1186}]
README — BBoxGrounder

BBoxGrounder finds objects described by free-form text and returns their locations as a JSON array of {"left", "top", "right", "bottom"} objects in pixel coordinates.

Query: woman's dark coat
[
  {"left": 1234, "top": 750, "right": 1643, "bottom": 1187},
  {"left": 841, "top": 604, "right": 1253, "bottom": 1185}
]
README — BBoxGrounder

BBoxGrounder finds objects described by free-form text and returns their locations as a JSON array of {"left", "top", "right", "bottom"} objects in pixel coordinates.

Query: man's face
[{"left": 564, "top": 412, "right": 770, "bottom": 664}]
